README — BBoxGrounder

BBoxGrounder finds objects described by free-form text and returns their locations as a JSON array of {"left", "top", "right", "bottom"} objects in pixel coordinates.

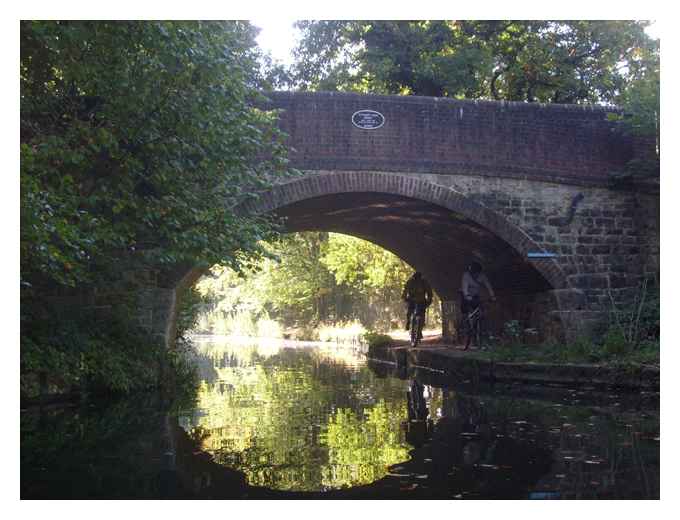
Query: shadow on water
[
  {"left": 368, "top": 359, "right": 660, "bottom": 499},
  {"left": 21, "top": 339, "right": 659, "bottom": 499}
]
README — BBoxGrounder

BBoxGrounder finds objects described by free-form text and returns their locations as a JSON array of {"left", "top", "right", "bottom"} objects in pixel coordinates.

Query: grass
[{"left": 477, "top": 336, "right": 659, "bottom": 368}]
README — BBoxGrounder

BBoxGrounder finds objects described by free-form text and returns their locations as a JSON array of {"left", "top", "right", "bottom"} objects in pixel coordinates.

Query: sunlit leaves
[
  {"left": 321, "top": 401, "right": 410, "bottom": 488},
  {"left": 195, "top": 232, "right": 430, "bottom": 332},
  {"left": 20, "top": 21, "right": 292, "bottom": 295},
  {"left": 20, "top": 20, "right": 297, "bottom": 396},
  {"left": 289, "top": 20, "right": 657, "bottom": 105},
  {"left": 321, "top": 233, "right": 412, "bottom": 291}
]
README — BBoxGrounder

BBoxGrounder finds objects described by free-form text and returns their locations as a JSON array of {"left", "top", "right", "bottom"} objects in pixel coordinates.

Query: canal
[{"left": 21, "top": 336, "right": 659, "bottom": 499}]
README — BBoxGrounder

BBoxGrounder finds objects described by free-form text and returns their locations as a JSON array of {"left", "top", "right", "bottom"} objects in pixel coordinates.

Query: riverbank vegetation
[
  {"left": 482, "top": 337, "right": 659, "bottom": 368},
  {"left": 193, "top": 232, "right": 442, "bottom": 341},
  {"left": 364, "top": 274, "right": 659, "bottom": 368},
  {"left": 488, "top": 277, "right": 660, "bottom": 367},
  {"left": 20, "top": 21, "right": 293, "bottom": 399}
]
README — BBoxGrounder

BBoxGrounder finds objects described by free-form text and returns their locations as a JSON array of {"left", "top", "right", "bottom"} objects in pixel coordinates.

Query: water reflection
[
  {"left": 21, "top": 337, "right": 659, "bottom": 499},
  {"left": 371, "top": 362, "right": 659, "bottom": 499},
  {"left": 403, "top": 380, "right": 433, "bottom": 449},
  {"left": 178, "top": 337, "right": 412, "bottom": 491},
  {"left": 21, "top": 395, "right": 177, "bottom": 499}
]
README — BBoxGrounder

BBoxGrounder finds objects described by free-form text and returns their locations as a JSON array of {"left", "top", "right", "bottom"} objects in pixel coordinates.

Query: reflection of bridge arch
[{"left": 239, "top": 171, "right": 568, "bottom": 301}]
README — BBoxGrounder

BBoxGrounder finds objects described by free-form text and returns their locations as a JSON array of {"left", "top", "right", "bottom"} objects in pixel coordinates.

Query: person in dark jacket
[{"left": 402, "top": 271, "right": 433, "bottom": 335}]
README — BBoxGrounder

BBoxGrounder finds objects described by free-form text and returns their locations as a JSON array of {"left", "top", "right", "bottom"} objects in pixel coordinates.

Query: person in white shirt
[{"left": 460, "top": 261, "right": 496, "bottom": 349}]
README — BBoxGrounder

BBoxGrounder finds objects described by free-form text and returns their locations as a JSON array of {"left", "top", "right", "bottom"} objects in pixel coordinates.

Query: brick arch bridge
[{"left": 150, "top": 91, "right": 658, "bottom": 346}]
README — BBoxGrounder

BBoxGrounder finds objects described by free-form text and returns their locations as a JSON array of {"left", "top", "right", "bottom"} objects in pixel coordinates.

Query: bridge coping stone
[{"left": 264, "top": 90, "right": 621, "bottom": 115}]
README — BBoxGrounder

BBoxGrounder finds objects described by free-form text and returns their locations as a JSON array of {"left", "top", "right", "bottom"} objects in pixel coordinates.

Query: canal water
[{"left": 21, "top": 336, "right": 659, "bottom": 499}]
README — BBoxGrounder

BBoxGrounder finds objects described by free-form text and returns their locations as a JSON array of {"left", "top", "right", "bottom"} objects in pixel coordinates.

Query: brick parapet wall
[{"left": 261, "top": 91, "right": 632, "bottom": 185}]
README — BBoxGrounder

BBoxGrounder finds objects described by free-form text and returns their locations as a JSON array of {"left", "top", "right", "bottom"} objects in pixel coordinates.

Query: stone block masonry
[{"left": 403, "top": 172, "right": 659, "bottom": 314}]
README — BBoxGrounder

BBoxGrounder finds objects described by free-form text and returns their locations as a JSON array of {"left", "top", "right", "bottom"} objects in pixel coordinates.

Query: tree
[
  {"left": 21, "top": 21, "right": 292, "bottom": 294},
  {"left": 322, "top": 233, "right": 411, "bottom": 291},
  {"left": 289, "top": 20, "right": 657, "bottom": 104},
  {"left": 20, "top": 21, "right": 293, "bottom": 395},
  {"left": 610, "top": 39, "right": 660, "bottom": 179},
  {"left": 197, "top": 232, "right": 347, "bottom": 330}
]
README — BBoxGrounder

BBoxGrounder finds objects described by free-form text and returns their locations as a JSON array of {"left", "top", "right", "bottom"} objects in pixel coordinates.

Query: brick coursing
[{"left": 260, "top": 91, "right": 632, "bottom": 184}]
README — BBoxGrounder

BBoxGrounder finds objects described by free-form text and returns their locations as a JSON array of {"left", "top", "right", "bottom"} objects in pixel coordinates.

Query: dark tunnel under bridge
[{"left": 264, "top": 187, "right": 564, "bottom": 342}]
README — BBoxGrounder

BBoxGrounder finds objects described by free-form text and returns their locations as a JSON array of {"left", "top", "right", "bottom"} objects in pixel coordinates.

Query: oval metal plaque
[{"left": 352, "top": 109, "right": 385, "bottom": 130}]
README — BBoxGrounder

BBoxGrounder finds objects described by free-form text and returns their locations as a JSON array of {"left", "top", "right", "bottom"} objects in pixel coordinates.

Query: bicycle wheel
[
  {"left": 410, "top": 315, "right": 420, "bottom": 347},
  {"left": 463, "top": 314, "right": 472, "bottom": 345},
  {"left": 464, "top": 308, "right": 478, "bottom": 349}
]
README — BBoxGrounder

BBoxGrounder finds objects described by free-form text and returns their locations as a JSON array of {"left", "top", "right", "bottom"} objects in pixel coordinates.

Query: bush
[
  {"left": 608, "top": 277, "right": 660, "bottom": 347},
  {"left": 502, "top": 320, "right": 522, "bottom": 343},
  {"left": 256, "top": 317, "right": 284, "bottom": 339},
  {"left": 318, "top": 321, "right": 366, "bottom": 344},
  {"left": 602, "top": 326, "right": 631, "bottom": 357},
  {"left": 362, "top": 331, "right": 393, "bottom": 349},
  {"left": 20, "top": 302, "right": 198, "bottom": 400},
  {"left": 294, "top": 325, "right": 321, "bottom": 341},
  {"left": 627, "top": 340, "right": 660, "bottom": 365}
]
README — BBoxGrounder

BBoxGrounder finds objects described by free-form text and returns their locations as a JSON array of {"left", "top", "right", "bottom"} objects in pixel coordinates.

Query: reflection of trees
[
  {"left": 22, "top": 395, "right": 175, "bottom": 498},
  {"left": 185, "top": 341, "right": 660, "bottom": 497},
  {"left": 321, "top": 400, "right": 410, "bottom": 488},
  {"left": 180, "top": 342, "right": 411, "bottom": 491}
]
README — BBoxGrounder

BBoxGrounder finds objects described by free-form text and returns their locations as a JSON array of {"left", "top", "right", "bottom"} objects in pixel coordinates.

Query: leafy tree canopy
[
  {"left": 21, "top": 21, "right": 293, "bottom": 293},
  {"left": 321, "top": 233, "right": 412, "bottom": 292},
  {"left": 288, "top": 20, "right": 658, "bottom": 105}
]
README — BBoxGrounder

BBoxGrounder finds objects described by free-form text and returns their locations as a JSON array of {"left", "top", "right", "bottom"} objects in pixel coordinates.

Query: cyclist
[
  {"left": 407, "top": 379, "right": 428, "bottom": 422},
  {"left": 461, "top": 261, "right": 496, "bottom": 349},
  {"left": 402, "top": 271, "right": 433, "bottom": 339},
  {"left": 404, "top": 379, "right": 432, "bottom": 448}
]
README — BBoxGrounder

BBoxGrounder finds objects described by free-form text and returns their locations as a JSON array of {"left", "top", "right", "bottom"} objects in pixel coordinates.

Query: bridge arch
[
  {"left": 197, "top": 169, "right": 579, "bottom": 342},
  {"left": 240, "top": 171, "right": 569, "bottom": 296},
  {"left": 155, "top": 91, "right": 657, "bottom": 347}
]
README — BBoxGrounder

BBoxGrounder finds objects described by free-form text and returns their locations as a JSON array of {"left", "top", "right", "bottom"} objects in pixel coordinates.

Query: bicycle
[
  {"left": 409, "top": 303, "right": 428, "bottom": 348},
  {"left": 461, "top": 298, "right": 493, "bottom": 350}
]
